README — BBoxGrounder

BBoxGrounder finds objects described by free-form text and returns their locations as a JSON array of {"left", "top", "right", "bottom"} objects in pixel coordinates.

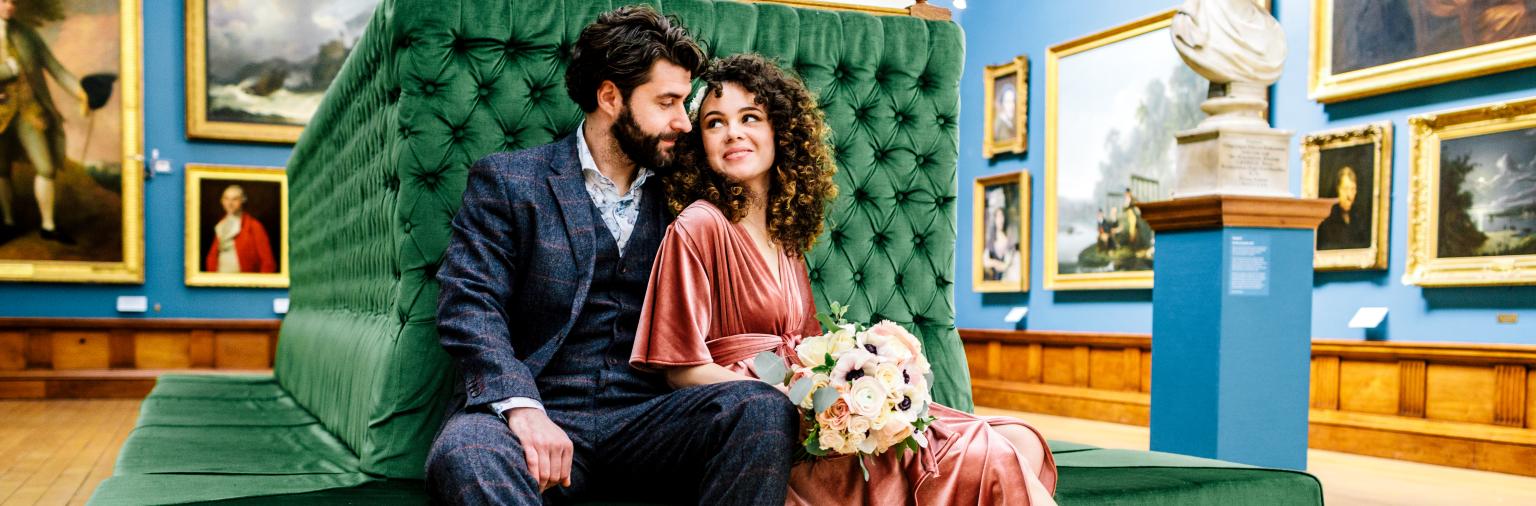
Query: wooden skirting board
[
  {"left": 961, "top": 329, "right": 1536, "bottom": 478},
  {"left": 0, "top": 318, "right": 280, "bottom": 399}
]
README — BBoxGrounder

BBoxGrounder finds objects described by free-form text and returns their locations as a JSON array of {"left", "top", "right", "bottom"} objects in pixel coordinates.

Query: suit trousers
[{"left": 426, "top": 380, "right": 799, "bottom": 505}]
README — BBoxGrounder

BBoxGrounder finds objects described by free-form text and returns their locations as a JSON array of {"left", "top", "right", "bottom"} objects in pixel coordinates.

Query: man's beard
[{"left": 612, "top": 106, "right": 680, "bottom": 169}]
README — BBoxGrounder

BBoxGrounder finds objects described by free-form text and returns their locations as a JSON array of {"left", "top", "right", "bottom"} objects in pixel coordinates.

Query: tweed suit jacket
[{"left": 437, "top": 132, "right": 660, "bottom": 409}]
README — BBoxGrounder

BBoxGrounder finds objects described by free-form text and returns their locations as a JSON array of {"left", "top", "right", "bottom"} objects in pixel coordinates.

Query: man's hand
[{"left": 503, "top": 407, "right": 573, "bottom": 492}]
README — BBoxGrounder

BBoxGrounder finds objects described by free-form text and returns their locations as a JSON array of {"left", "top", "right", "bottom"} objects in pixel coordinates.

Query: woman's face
[
  {"left": 0, "top": 0, "right": 14, "bottom": 21},
  {"left": 698, "top": 82, "right": 775, "bottom": 189}
]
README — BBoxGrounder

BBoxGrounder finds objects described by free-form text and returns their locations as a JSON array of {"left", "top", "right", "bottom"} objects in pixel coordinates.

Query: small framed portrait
[
  {"left": 974, "top": 171, "right": 1031, "bottom": 292},
  {"left": 1405, "top": 97, "right": 1536, "bottom": 287},
  {"left": 984, "top": 56, "right": 1028, "bottom": 158},
  {"left": 184, "top": 165, "right": 288, "bottom": 287},
  {"left": 1302, "top": 121, "right": 1392, "bottom": 270}
]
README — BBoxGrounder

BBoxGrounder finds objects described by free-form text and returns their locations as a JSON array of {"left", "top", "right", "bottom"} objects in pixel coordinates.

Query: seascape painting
[{"left": 1437, "top": 127, "right": 1536, "bottom": 258}]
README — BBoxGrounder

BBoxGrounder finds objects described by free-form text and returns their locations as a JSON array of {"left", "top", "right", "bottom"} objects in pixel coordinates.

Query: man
[
  {"left": 427, "top": 6, "right": 798, "bottom": 505},
  {"left": 204, "top": 184, "right": 276, "bottom": 273},
  {"left": 0, "top": 0, "right": 92, "bottom": 245},
  {"left": 1317, "top": 166, "right": 1371, "bottom": 250}
]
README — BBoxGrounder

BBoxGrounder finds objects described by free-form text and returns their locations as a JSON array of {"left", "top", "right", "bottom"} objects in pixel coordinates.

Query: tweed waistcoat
[{"left": 538, "top": 178, "right": 669, "bottom": 422}]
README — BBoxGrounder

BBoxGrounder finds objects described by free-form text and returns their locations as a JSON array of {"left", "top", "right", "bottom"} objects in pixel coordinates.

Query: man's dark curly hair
[
  {"left": 664, "top": 54, "right": 838, "bottom": 257},
  {"left": 565, "top": 5, "right": 705, "bottom": 113}
]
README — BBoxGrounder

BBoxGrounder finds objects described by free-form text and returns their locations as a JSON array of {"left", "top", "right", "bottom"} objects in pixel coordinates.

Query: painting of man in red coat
[{"left": 205, "top": 184, "right": 276, "bottom": 273}]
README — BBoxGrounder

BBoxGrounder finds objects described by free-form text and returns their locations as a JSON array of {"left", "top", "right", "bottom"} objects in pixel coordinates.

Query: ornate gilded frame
[
  {"left": 1309, "top": 0, "right": 1536, "bottom": 103},
  {"left": 0, "top": 1, "right": 143, "bottom": 284},
  {"left": 983, "top": 56, "right": 1028, "bottom": 159},
  {"left": 1405, "top": 97, "right": 1536, "bottom": 287},
  {"left": 1301, "top": 121, "right": 1392, "bottom": 270},
  {"left": 185, "top": 0, "right": 305, "bottom": 143},
  {"left": 974, "top": 171, "right": 1030, "bottom": 293},
  {"left": 1044, "top": 10, "right": 1177, "bottom": 291},
  {"left": 184, "top": 165, "right": 290, "bottom": 288}
]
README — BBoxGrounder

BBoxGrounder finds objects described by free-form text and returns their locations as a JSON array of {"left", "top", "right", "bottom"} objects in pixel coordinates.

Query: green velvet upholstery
[{"left": 91, "top": 1, "right": 1322, "bottom": 504}]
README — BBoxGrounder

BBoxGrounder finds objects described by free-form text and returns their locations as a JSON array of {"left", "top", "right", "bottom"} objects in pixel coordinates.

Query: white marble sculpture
[{"left": 1170, "top": 0, "right": 1293, "bottom": 197}]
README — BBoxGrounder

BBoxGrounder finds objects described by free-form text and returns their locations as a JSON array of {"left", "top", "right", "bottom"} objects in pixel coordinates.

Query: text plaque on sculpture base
[{"left": 1139, "top": 195, "right": 1331, "bottom": 470}]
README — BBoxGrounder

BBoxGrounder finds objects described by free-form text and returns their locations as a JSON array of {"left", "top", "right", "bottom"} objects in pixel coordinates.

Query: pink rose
[
  {"left": 816, "top": 398, "right": 851, "bottom": 432},
  {"left": 869, "top": 321, "right": 923, "bottom": 365}
]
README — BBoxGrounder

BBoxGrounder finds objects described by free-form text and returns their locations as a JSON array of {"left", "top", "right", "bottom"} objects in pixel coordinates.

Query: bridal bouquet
[{"left": 755, "top": 302, "right": 937, "bottom": 478}]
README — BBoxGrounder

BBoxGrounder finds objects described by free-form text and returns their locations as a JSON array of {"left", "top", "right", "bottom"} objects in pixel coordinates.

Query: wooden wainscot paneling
[
  {"left": 962, "top": 329, "right": 1151, "bottom": 426},
  {"left": 0, "top": 318, "right": 281, "bottom": 399},
  {"left": 962, "top": 330, "right": 1536, "bottom": 478}
]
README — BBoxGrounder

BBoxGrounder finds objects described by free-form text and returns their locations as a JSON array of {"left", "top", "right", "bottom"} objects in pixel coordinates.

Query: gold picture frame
[
  {"left": 1302, "top": 121, "right": 1392, "bottom": 270},
  {"left": 1405, "top": 97, "right": 1536, "bottom": 287},
  {"left": 185, "top": 165, "right": 289, "bottom": 288},
  {"left": 974, "top": 171, "right": 1030, "bottom": 292},
  {"left": 186, "top": 0, "right": 371, "bottom": 143},
  {"left": 1045, "top": 9, "right": 1207, "bottom": 290},
  {"left": 0, "top": 0, "right": 143, "bottom": 284},
  {"left": 983, "top": 56, "right": 1028, "bottom": 158},
  {"left": 1310, "top": 0, "right": 1536, "bottom": 103}
]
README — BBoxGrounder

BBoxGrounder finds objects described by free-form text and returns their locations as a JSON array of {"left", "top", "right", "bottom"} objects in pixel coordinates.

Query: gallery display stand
[{"left": 1139, "top": 195, "right": 1332, "bottom": 470}]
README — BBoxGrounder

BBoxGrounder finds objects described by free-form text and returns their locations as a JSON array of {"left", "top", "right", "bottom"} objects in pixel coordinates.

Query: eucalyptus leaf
[
  {"left": 812, "top": 386, "right": 839, "bottom": 414},
  {"left": 754, "top": 351, "right": 788, "bottom": 384},
  {"left": 804, "top": 430, "right": 827, "bottom": 457},
  {"left": 923, "top": 371, "right": 935, "bottom": 388},
  {"left": 788, "top": 377, "right": 814, "bottom": 406}
]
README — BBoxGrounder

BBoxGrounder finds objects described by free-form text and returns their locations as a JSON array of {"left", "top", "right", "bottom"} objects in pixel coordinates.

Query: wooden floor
[
  {"left": 0, "top": 400, "right": 139, "bottom": 506},
  {"left": 3, "top": 400, "right": 1534, "bottom": 505},
  {"left": 979, "top": 407, "right": 1536, "bottom": 506}
]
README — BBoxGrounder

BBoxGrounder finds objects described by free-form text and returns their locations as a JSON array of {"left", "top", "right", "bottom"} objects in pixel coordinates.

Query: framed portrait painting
[
  {"left": 185, "top": 164, "right": 288, "bottom": 288},
  {"left": 983, "top": 56, "right": 1027, "bottom": 158},
  {"left": 1044, "top": 10, "right": 1208, "bottom": 290},
  {"left": 1302, "top": 121, "right": 1393, "bottom": 270},
  {"left": 1311, "top": 0, "right": 1536, "bottom": 102},
  {"left": 974, "top": 171, "right": 1030, "bottom": 292},
  {"left": 186, "top": 0, "right": 377, "bottom": 143},
  {"left": 0, "top": 0, "right": 142, "bottom": 284},
  {"left": 1405, "top": 97, "right": 1536, "bottom": 287}
]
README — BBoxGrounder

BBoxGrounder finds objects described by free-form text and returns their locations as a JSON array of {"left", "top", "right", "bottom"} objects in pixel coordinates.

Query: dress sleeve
[
  {"left": 631, "top": 222, "right": 717, "bottom": 371},
  {"left": 797, "top": 261, "right": 823, "bottom": 338}
]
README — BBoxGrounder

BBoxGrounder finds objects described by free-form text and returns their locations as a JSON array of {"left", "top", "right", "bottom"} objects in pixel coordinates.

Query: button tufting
[
  {"left": 854, "top": 272, "right": 863, "bottom": 282},
  {"left": 422, "top": 83, "right": 436, "bottom": 94}
]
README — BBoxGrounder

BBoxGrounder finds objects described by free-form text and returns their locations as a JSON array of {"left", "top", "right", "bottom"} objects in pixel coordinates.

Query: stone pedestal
[
  {"left": 1174, "top": 126, "right": 1292, "bottom": 197},
  {"left": 1138, "top": 195, "right": 1332, "bottom": 470},
  {"left": 1173, "top": 82, "right": 1292, "bottom": 197}
]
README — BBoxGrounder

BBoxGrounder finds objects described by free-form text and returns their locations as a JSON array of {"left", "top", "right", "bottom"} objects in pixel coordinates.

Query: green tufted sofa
[{"left": 89, "top": 0, "right": 1320, "bottom": 504}]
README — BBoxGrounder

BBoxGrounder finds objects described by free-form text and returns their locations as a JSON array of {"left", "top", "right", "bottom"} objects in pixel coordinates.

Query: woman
[{"left": 631, "top": 54, "right": 1057, "bottom": 505}]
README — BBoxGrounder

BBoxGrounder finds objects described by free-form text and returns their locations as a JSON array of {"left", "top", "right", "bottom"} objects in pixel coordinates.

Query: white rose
[
  {"left": 830, "top": 325, "right": 859, "bottom": 355},
  {"left": 796, "top": 335, "right": 831, "bottom": 367},
  {"left": 847, "top": 376, "right": 888, "bottom": 417},
  {"left": 869, "top": 411, "right": 890, "bottom": 431},
  {"left": 819, "top": 429, "right": 847, "bottom": 453},
  {"left": 845, "top": 432, "right": 866, "bottom": 455},
  {"left": 874, "top": 363, "right": 903, "bottom": 392},
  {"left": 847, "top": 415, "right": 871, "bottom": 437}
]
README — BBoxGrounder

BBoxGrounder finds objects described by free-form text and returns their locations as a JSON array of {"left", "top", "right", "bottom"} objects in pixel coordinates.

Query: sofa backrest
[{"left": 279, "top": 0, "right": 967, "bottom": 480}]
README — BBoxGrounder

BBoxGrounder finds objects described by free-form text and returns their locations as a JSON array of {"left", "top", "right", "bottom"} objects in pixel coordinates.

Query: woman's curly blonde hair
[{"left": 663, "top": 53, "right": 838, "bottom": 257}]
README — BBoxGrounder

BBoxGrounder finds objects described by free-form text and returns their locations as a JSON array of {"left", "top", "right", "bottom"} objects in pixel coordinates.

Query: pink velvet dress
[{"left": 632, "top": 201, "right": 1058, "bottom": 505}]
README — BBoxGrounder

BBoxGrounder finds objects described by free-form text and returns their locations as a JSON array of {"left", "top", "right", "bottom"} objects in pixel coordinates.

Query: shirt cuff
[{"left": 490, "top": 397, "right": 544, "bottom": 420}]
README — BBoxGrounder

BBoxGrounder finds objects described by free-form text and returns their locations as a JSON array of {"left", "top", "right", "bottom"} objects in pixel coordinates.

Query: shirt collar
[{"left": 576, "top": 121, "right": 653, "bottom": 195}]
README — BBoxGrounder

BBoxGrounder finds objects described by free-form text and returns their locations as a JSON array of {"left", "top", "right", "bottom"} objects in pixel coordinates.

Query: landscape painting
[
  {"left": 187, "top": 0, "right": 377, "bottom": 143},
  {"left": 1045, "top": 10, "right": 1207, "bottom": 290}
]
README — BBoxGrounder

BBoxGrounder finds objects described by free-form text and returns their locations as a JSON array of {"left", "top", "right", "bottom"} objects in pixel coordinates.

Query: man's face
[
  {"left": 0, "top": 0, "right": 14, "bottom": 21},
  {"left": 1337, "top": 174, "right": 1357, "bottom": 212},
  {"left": 221, "top": 187, "right": 245, "bottom": 215},
  {"left": 611, "top": 60, "right": 693, "bottom": 168}
]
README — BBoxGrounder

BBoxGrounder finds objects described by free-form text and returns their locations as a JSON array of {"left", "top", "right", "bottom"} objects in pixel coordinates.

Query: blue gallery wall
[
  {"left": 954, "top": 0, "right": 1536, "bottom": 344},
  {"left": 0, "top": 0, "right": 292, "bottom": 319}
]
